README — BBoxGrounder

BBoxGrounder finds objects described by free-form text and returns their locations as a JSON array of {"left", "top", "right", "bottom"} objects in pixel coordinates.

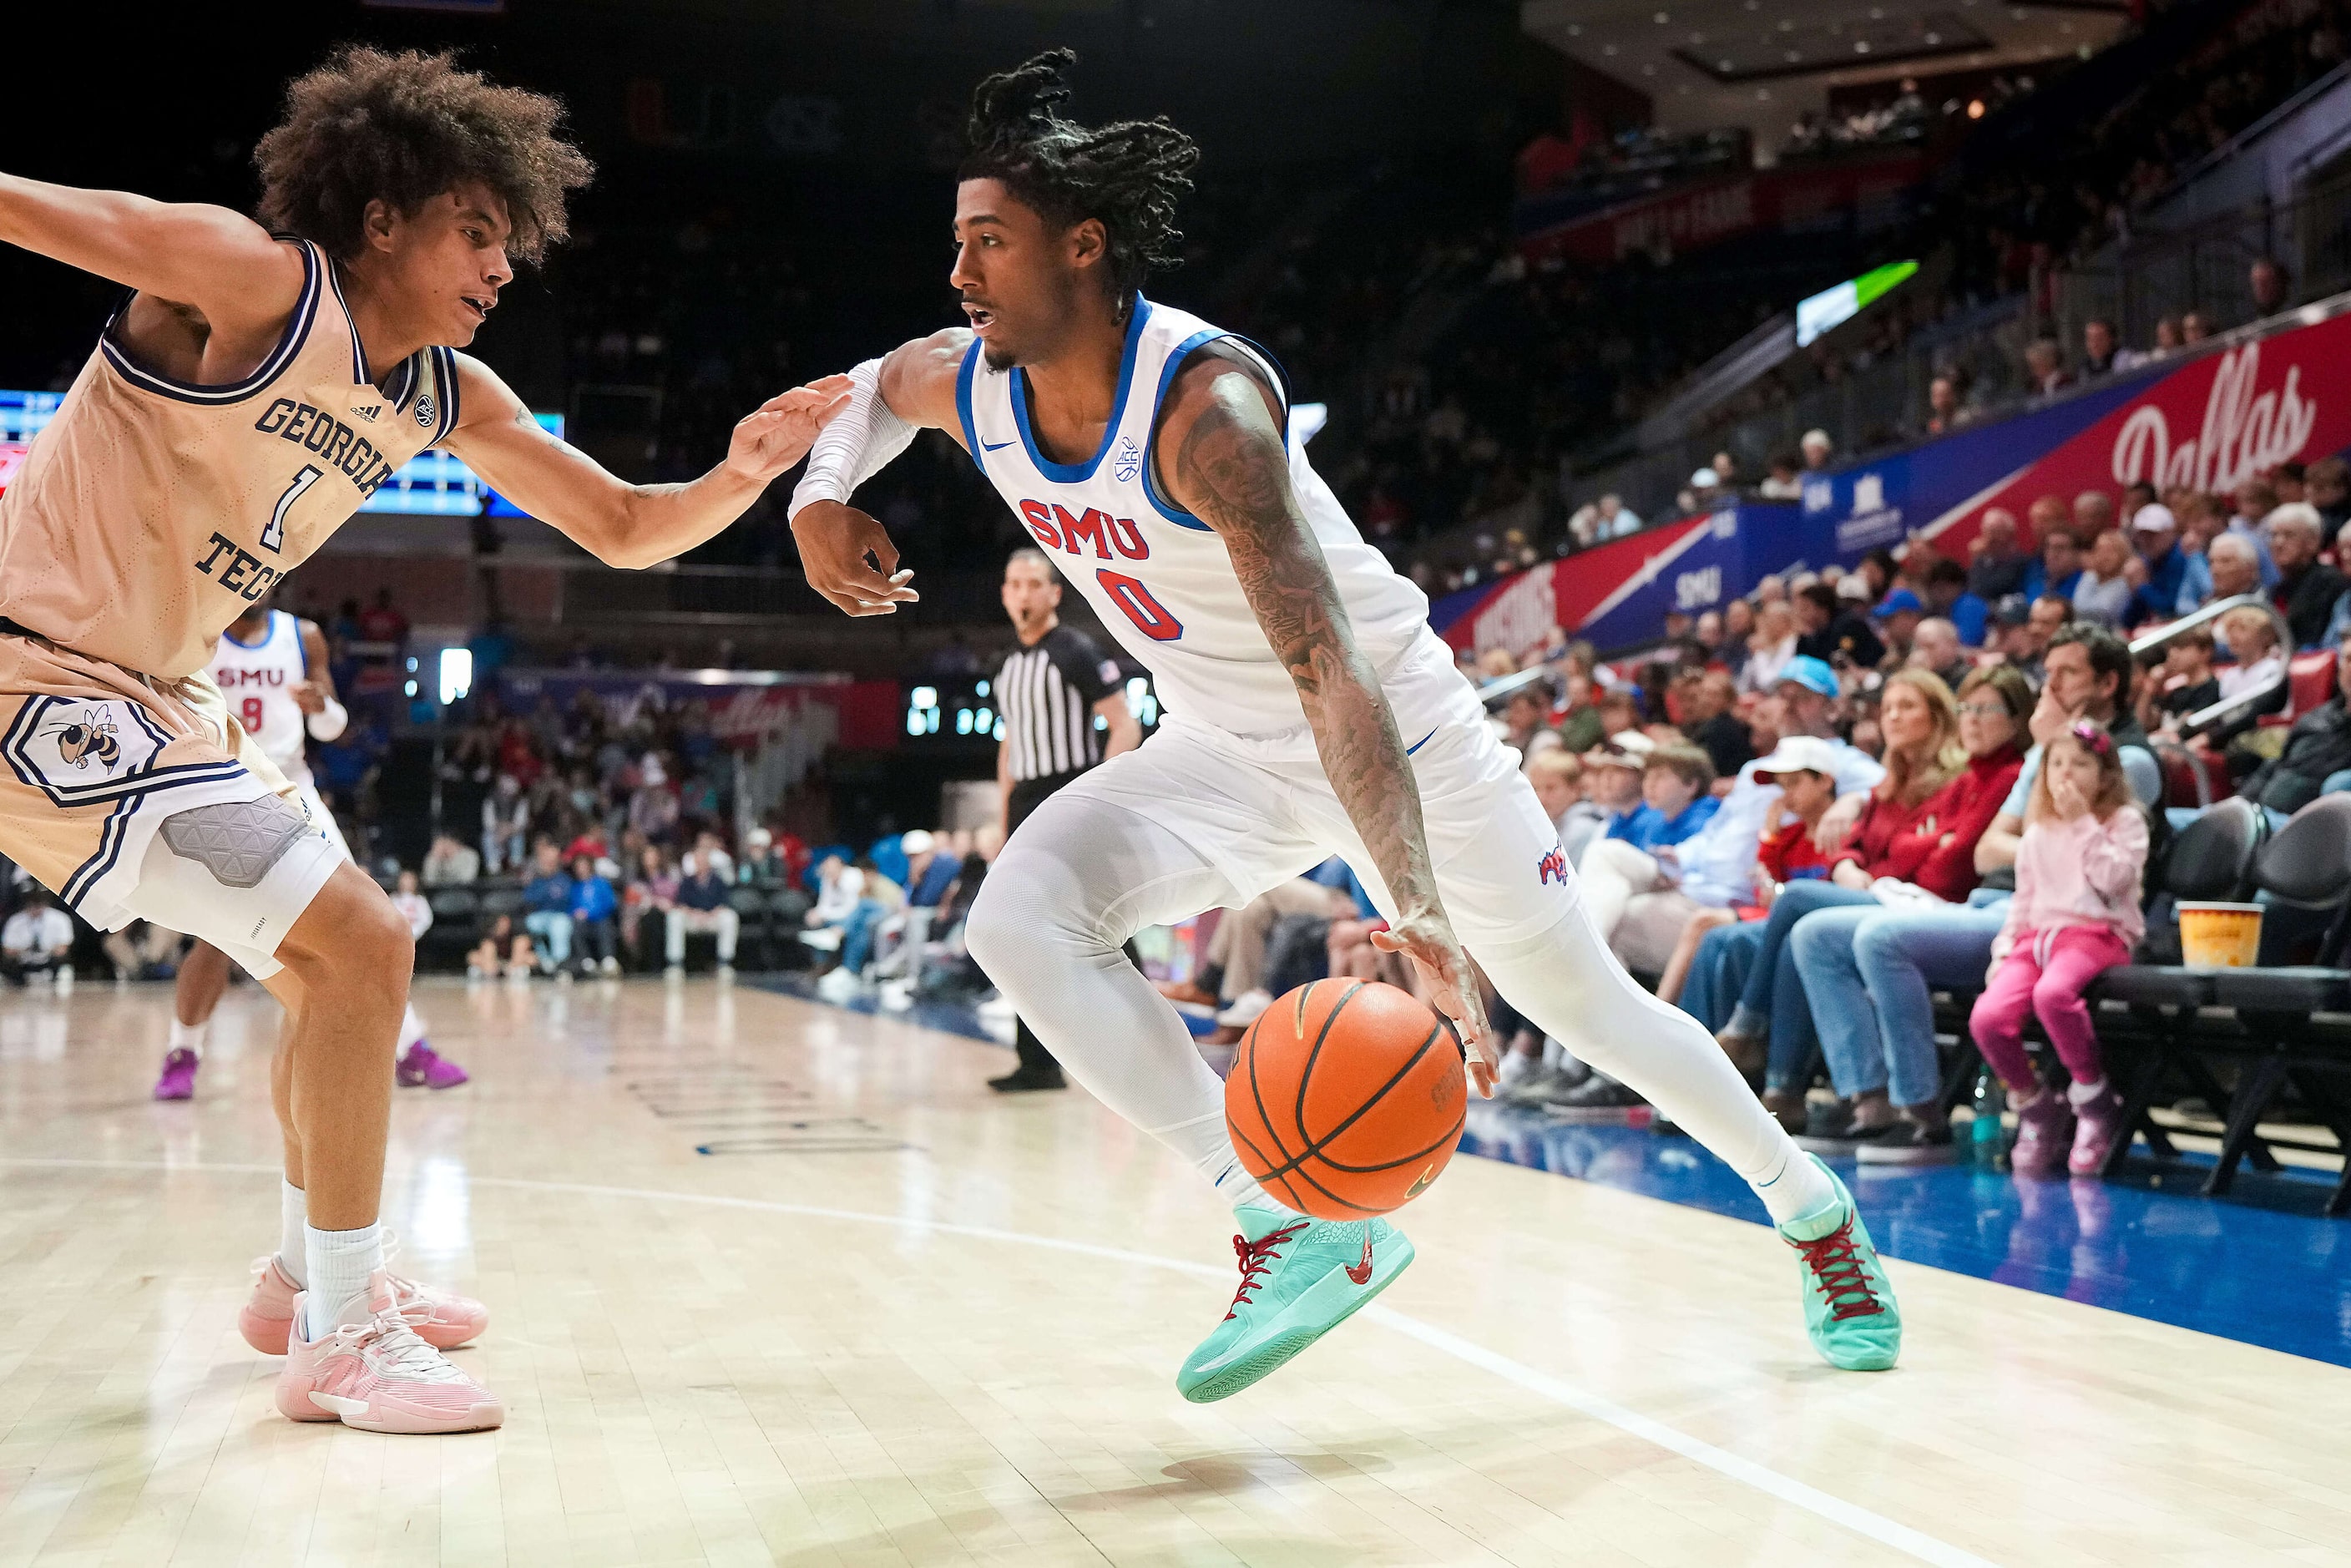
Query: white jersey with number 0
[
  {"left": 210, "top": 609, "right": 315, "bottom": 785},
  {"left": 958, "top": 297, "right": 1449, "bottom": 743}
]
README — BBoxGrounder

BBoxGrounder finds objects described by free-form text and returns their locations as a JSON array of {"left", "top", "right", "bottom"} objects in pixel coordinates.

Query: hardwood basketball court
[{"left": 1, "top": 975, "right": 2343, "bottom": 1566}]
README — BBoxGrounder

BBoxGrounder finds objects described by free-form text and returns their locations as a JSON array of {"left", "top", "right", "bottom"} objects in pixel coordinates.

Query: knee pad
[{"left": 159, "top": 795, "right": 312, "bottom": 888}]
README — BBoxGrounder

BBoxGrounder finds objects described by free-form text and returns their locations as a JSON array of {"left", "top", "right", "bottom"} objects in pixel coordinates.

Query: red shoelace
[
  {"left": 1223, "top": 1222, "right": 1308, "bottom": 1321},
  {"left": 1788, "top": 1217, "right": 1883, "bottom": 1322}
]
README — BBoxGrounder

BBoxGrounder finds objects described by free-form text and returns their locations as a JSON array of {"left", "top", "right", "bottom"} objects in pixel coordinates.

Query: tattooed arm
[{"left": 1157, "top": 350, "right": 1495, "bottom": 1093}]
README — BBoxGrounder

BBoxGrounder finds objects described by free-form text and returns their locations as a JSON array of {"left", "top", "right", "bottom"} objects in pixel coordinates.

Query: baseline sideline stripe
[{"left": 0, "top": 1157, "right": 1995, "bottom": 1568}]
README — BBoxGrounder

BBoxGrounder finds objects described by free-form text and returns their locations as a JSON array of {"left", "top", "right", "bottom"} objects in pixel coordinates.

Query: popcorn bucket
[{"left": 2177, "top": 902, "right": 2263, "bottom": 969}]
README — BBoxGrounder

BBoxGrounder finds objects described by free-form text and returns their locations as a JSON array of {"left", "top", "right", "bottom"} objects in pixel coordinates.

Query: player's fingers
[
  {"left": 1368, "top": 927, "right": 1403, "bottom": 953},
  {"left": 837, "top": 563, "right": 918, "bottom": 603}
]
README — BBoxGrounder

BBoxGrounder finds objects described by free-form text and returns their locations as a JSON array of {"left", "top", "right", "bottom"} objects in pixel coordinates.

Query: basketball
[{"left": 1225, "top": 978, "right": 1468, "bottom": 1219}]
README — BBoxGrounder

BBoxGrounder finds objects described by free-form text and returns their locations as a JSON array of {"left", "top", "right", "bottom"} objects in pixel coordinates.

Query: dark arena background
[{"left": 3, "top": 1, "right": 2350, "bottom": 1563}]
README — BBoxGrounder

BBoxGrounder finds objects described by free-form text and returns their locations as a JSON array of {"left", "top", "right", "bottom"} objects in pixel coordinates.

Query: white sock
[
  {"left": 302, "top": 1222, "right": 383, "bottom": 1339},
  {"left": 278, "top": 1181, "right": 308, "bottom": 1287},
  {"left": 1747, "top": 1142, "right": 1838, "bottom": 1225},
  {"left": 2066, "top": 1076, "right": 2110, "bottom": 1106},
  {"left": 167, "top": 1019, "right": 209, "bottom": 1058},
  {"left": 397, "top": 1003, "right": 427, "bottom": 1055}
]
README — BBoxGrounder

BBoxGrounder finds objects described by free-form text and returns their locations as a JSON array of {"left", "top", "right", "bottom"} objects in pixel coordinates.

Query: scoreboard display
[{"left": 0, "top": 387, "right": 561, "bottom": 515}]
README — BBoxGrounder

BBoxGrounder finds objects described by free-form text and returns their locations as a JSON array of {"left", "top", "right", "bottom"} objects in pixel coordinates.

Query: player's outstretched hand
[
  {"left": 724, "top": 376, "right": 854, "bottom": 488},
  {"left": 288, "top": 680, "right": 327, "bottom": 716},
  {"left": 791, "top": 499, "right": 921, "bottom": 617},
  {"left": 1370, "top": 914, "right": 1497, "bottom": 1098}
]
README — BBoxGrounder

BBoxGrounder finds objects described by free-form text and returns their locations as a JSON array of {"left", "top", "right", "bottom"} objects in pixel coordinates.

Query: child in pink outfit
[{"left": 1968, "top": 721, "right": 2151, "bottom": 1177}]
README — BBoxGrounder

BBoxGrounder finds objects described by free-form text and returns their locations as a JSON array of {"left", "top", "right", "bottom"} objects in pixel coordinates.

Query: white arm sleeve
[
  {"left": 306, "top": 695, "right": 348, "bottom": 742},
  {"left": 787, "top": 357, "right": 918, "bottom": 520}
]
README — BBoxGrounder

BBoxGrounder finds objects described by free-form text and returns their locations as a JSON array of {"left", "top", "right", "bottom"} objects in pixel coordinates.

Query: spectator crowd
[{"left": 1449, "top": 456, "right": 2351, "bottom": 1176}]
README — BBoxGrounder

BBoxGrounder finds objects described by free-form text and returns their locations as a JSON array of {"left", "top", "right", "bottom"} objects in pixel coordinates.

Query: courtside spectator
[
  {"left": 2125, "top": 505, "right": 2191, "bottom": 627},
  {"left": 1780, "top": 665, "right": 2032, "bottom": 1159},
  {"left": 1909, "top": 618, "right": 1972, "bottom": 690},
  {"left": 1795, "top": 581, "right": 1884, "bottom": 669},
  {"left": 3, "top": 891, "right": 74, "bottom": 988},
  {"left": 1580, "top": 737, "right": 1652, "bottom": 852},
  {"left": 2239, "top": 643, "right": 2351, "bottom": 814},
  {"left": 2266, "top": 503, "right": 2344, "bottom": 647},
  {"left": 1580, "top": 657, "right": 1883, "bottom": 977},
  {"left": 389, "top": 869, "right": 432, "bottom": 947},
  {"left": 1738, "top": 600, "right": 1800, "bottom": 695},
  {"left": 521, "top": 841, "right": 574, "bottom": 977},
  {"left": 667, "top": 847, "right": 740, "bottom": 974},
  {"left": 2309, "top": 456, "right": 2351, "bottom": 546},
  {"left": 422, "top": 834, "right": 481, "bottom": 886},
  {"left": 1969, "top": 721, "right": 2147, "bottom": 1177},
  {"left": 2019, "top": 527, "right": 2083, "bottom": 604},
  {"left": 1683, "top": 670, "right": 1752, "bottom": 777},
  {"left": 1613, "top": 745, "right": 1718, "bottom": 852},
  {"left": 2140, "top": 625, "right": 2220, "bottom": 737},
  {"left": 569, "top": 855, "right": 621, "bottom": 974},
  {"left": 1692, "top": 669, "right": 1966, "bottom": 1125},
  {"left": 1923, "top": 559, "right": 1989, "bottom": 647},
  {"left": 1969, "top": 508, "right": 2030, "bottom": 601},
  {"left": 2071, "top": 530, "right": 2134, "bottom": 628}
]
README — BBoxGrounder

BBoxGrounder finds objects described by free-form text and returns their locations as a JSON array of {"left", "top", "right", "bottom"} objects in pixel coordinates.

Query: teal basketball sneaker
[
  {"left": 1777, "top": 1155, "right": 1901, "bottom": 1370},
  {"left": 1176, "top": 1205, "right": 1414, "bottom": 1404}
]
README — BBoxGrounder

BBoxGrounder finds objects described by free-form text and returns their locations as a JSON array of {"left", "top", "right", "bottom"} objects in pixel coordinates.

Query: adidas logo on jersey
[{"left": 351, "top": 403, "right": 382, "bottom": 422}]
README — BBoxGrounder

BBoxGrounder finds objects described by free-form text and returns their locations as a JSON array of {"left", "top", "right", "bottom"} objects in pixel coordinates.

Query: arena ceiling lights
[
  {"left": 1672, "top": 11, "right": 1992, "bottom": 83},
  {"left": 1523, "top": 0, "right": 2131, "bottom": 137}
]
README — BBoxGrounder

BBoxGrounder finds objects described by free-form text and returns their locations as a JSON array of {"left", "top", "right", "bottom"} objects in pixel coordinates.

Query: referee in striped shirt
[{"left": 989, "top": 547, "right": 1140, "bottom": 1091}]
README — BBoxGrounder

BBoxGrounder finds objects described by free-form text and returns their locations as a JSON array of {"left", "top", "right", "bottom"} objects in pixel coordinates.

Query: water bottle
[{"left": 1969, "top": 1066, "right": 2006, "bottom": 1166}]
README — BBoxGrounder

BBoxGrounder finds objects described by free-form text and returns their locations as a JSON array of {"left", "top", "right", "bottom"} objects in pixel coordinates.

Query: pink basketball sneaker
[
  {"left": 397, "top": 1041, "right": 469, "bottom": 1090},
  {"left": 153, "top": 1049, "right": 200, "bottom": 1100},
  {"left": 275, "top": 1273, "right": 503, "bottom": 1434},
  {"left": 240, "top": 1252, "right": 488, "bottom": 1355}
]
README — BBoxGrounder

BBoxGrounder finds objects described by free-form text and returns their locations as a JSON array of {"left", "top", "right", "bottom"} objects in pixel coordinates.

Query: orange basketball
[{"left": 1225, "top": 978, "right": 1468, "bottom": 1219}]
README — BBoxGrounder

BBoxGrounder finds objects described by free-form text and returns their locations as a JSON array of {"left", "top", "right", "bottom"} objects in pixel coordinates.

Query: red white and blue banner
[{"left": 1433, "top": 304, "right": 2351, "bottom": 655}]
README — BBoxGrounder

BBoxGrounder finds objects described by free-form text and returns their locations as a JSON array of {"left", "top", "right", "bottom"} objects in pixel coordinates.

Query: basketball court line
[{"left": 0, "top": 1155, "right": 1994, "bottom": 1567}]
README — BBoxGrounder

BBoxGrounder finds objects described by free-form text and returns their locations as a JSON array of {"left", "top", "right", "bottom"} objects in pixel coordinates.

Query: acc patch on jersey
[
  {"left": 1113, "top": 435, "right": 1142, "bottom": 483},
  {"left": 3, "top": 697, "right": 200, "bottom": 807}
]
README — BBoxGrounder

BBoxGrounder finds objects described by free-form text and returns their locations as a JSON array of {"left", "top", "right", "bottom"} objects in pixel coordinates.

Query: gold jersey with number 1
[{"left": 0, "top": 237, "right": 456, "bottom": 928}]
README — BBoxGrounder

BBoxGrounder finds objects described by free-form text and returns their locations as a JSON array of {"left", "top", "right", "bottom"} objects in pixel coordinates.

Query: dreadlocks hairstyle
[
  {"left": 255, "top": 46, "right": 594, "bottom": 266},
  {"left": 961, "top": 49, "right": 1199, "bottom": 318}
]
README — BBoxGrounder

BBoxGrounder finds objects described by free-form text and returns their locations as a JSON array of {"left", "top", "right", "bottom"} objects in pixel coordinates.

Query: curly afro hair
[
  {"left": 255, "top": 46, "right": 594, "bottom": 266},
  {"left": 960, "top": 49, "right": 1198, "bottom": 316}
]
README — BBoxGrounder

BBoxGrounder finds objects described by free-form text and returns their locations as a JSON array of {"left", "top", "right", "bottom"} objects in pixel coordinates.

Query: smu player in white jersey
[
  {"left": 788, "top": 52, "right": 1902, "bottom": 1402},
  {"left": 154, "top": 594, "right": 468, "bottom": 1104}
]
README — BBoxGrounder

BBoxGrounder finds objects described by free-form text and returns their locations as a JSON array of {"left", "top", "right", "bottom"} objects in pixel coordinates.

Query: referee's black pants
[{"left": 1003, "top": 767, "right": 1143, "bottom": 1077}]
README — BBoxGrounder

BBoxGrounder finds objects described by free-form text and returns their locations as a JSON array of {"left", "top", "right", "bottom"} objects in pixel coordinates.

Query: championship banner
[
  {"left": 1431, "top": 302, "right": 2351, "bottom": 655},
  {"left": 494, "top": 669, "right": 902, "bottom": 751}
]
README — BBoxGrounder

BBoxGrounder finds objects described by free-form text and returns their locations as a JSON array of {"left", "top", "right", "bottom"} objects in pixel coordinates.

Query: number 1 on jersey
[
  {"left": 263, "top": 465, "right": 323, "bottom": 554},
  {"left": 1097, "top": 569, "right": 1183, "bottom": 642}
]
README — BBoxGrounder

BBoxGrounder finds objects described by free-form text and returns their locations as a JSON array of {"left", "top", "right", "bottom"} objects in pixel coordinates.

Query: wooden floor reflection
[{"left": 0, "top": 975, "right": 2343, "bottom": 1566}]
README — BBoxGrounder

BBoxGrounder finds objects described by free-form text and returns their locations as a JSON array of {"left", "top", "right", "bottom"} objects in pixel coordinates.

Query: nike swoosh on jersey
[{"left": 981, "top": 438, "right": 1016, "bottom": 451}]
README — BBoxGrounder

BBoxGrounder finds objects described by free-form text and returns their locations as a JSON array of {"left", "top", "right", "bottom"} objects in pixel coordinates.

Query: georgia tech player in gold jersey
[{"left": 0, "top": 46, "right": 844, "bottom": 1434}]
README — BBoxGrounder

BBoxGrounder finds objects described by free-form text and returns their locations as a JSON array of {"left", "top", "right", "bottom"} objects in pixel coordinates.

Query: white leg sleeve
[
  {"left": 1284, "top": 716, "right": 1834, "bottom": 1225},
  {"left": 787, "top": 357, "right": 918, "bottom": 518},
  {"left": 964, "top": 783, "right": 1316, "bottom": 1209},
  {"left": 1469, "top": 898, "right": 1828, "bottom": 1221}
]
